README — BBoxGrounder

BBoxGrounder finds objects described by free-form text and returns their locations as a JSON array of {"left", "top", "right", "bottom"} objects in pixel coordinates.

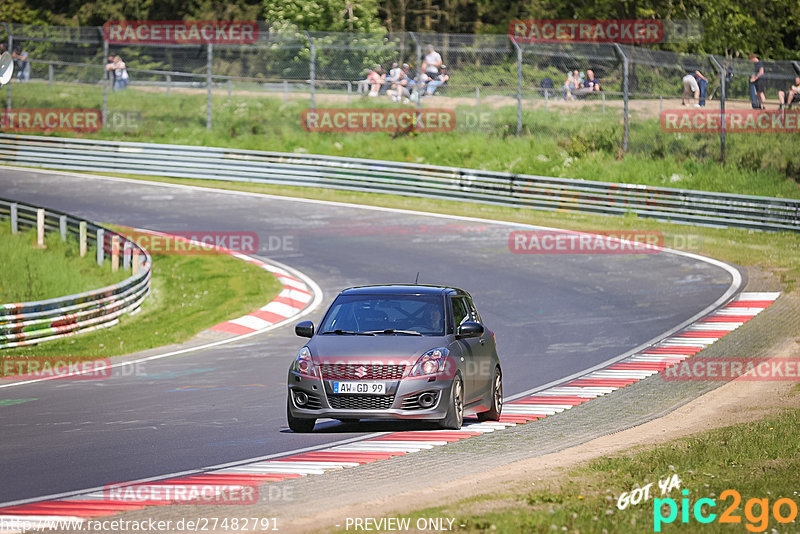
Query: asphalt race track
[{"left": 0, "top": 167, "right": 739, "bottom": 505}]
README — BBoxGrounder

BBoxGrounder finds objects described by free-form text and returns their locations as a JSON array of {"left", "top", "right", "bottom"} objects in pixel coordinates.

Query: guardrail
[
  {"left": 0, "top": 134, "right": 798, "bottom": 232},
  {"left": 0, "top": 197, "right": 151, "bottom": 349}
]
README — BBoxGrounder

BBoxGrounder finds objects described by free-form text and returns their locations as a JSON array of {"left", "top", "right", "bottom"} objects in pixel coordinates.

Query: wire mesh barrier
[
  {"left": 1, "top": 22, "right": 799, "bottom": 159},
  {"left": 1, "top": 134, "right": 797, "bottom": 232},
  {"left": 0, "top": 196, "right": 152, "bottom": 349}
]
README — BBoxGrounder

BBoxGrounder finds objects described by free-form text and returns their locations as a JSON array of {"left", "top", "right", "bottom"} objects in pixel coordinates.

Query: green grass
[
  {"left": 8, "top": 81, "right": 800, "bottom": 199},
  {"left": 0, "top": 223, "right": 127, "bottom": 302},
  {"left": 385, "top": 408, "right": 800, "bottom": 533},
  {"left": 1, "top": 226, "right": 283, "bottom": 368}
]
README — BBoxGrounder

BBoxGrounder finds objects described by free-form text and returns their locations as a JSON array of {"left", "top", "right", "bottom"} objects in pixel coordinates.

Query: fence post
[
  {"left": 96, "top": 228, "right": 105, "bottom": 266},
  {"left": 79, "top": 221, "right": 87, "bottom": 257},
  {"left": 59, "top": 215, "right": 67, "bottom": 241},
  {"left": 347, "top": 81, "right": 352, "bottom": 103},
  {"left": 6, "top": 28, "right": 12, "bottom": 111},
  {"left": 511, "top": 39, "right": 522, "bottom": 136},
  {"left": 709, "top": 55, "right": 726, "bottom": 163},
  {"left": 612, "top": 44, "right": 629, "bottom": 153},
  {"left": 283, "top": 80, "right": 288, "bottom": 103},
  {"left": 793, "top": 61, "right": 800, "bottom": 75},
  {"left": 206, "top": 43, "right": 213, "bottom": 130},
  {"left": 36, "top": 209, "right": 45, "bottom": 248},
  {"left": 10, "top": 203, "right": 17, "bottom": 233},
  {"left": 166, "top": 74, "right": 171, "bottom": 95},
  {"left": 227, "top": 79, "right": 232, "bottom": 98},
  {"left": 48, "top": 64, "right": 53, "bottom": 87},
  {"left": 123, "top": 241, "right": 132, "bottom": 270},
  {"left": 111, "top": 235, "right": 120, "bottom": 272},
  {"left": 305, "top": 31, "right": 315, "bottom": 112},
  {"left": 476, "top": 87, "right": 480, "bottom": 106},
  {"left": 409, "top": 32, "right": 422, "bottom": 112},
  {"left": 102, "top": 37, "right": 108, "bottom": 125}
]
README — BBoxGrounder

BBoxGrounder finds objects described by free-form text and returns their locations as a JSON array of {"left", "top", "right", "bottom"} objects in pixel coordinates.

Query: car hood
[{"left": 308, "top": 334, "right": 449, "bottom": 366}]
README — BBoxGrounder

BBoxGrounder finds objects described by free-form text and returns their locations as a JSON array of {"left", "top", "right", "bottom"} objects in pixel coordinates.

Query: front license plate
[{"left": 332, "top": 381, "right": 386, "bottom": 395}]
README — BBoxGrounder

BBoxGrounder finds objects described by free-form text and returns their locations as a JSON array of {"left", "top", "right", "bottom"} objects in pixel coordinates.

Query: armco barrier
[
  {"left": 0, "top": 198, "right": 151, "bottom": 349},
  {"left": 0, "top": 134, "right": 798, "bottom": 232}
]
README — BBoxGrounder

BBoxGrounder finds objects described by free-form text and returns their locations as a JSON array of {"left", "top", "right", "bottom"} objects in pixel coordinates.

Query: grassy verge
[
  {"left": 85, "top": 172, "right": 800, "bottom": 293},
  {"left": 1, "top": 230, "right": 283, "bottom": 367},
  {"left": 388, "top": 406, "right": 800, "bottom": 533},
  {"left": 0, "top": 224, "right": 127, "bottom": 302},
  {"left": 8, "top": 81, "right": 800, "bottom": 198}
]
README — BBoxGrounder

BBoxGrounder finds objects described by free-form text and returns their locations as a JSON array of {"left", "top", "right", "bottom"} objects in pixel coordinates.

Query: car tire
[
  {"left": 439, "top": 375, "right": 464, "bottom": 430},
  {"left": 287, "top": 396, "right": 316, "bottom": 433},
  {"left": 477, "top": 367, "right": 503, "bottom": 422}
]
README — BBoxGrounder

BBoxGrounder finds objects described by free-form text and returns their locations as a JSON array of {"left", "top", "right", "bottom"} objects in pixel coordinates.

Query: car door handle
[{"left": 479, "top": 338, "right": 485, "bottom": 345}]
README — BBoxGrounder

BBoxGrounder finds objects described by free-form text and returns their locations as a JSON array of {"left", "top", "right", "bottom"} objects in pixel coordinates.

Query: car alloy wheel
[
  {"left": 477, "top": 367, "right": 502, "bottom": 422},
  {"left": 440, "top": 375, "right": 463, "bottom": 429}
]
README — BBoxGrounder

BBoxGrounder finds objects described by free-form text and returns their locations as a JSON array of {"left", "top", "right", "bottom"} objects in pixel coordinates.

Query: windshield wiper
[
  {"left": 321, "top": 329, "right": 375, "bottom": 336},
  {"left": 365, "top": 329, "right": 423, "bottom": 336}
]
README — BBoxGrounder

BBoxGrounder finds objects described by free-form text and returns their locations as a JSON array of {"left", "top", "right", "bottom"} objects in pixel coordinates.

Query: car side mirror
[
  {"left": 457, "top": 321, "right": 484, "bottom": 338},
  {"left": 295, "top": 321, "right": 314, "bottom": 338}
]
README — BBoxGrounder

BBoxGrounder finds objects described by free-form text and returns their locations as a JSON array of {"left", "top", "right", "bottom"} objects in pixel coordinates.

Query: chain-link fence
[{"left": 2, "top": 22, "right": 799, "bottom": 161}]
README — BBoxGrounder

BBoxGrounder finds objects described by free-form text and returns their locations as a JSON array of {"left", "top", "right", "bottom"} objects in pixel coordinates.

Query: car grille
[
  {"left": 328, "top": 394, "right": 395, "bottom": 410},
  {"left": 320, "top": 364, "right": 406, "bottom": 380}
]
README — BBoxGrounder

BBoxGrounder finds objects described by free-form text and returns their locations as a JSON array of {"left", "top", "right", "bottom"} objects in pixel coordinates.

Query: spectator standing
[
  {"left": 105, "top": 55, "right": 129, "bottom": 91},
  {"left": 422, "top": 44, "right": 442, "bottom": 81},
  {"left": 682, "top": 69, "right": 706, "bottom": 107},
  {"left": 749, "top": 53, "right": 766, "bottom": 109},
  {"left": 778, "top": 76, "right": 800, "bottom": 109},
  {"left": 11, "top": 46, "right": 29, "bottom": 82},
  {"left": 425, "top": 65, "right": 449, "bottom": 96}
]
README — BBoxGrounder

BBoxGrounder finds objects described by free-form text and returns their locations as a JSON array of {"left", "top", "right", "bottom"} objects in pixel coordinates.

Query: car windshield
[{"left": 320, "top": 293, "right": 445, "bottom": 336}]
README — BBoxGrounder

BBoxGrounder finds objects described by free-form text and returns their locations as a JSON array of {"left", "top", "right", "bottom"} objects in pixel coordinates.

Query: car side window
[
  {"left": 466, "top": 297, "right": 481, "bottom": 322},
  {"left": 451, "top": 297, "right": 470, "bottom": 329}
]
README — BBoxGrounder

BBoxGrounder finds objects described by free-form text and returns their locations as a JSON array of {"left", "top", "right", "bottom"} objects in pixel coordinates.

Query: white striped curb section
[
  {"left": 0, "top": 292, "right": 779, "bottom": 529},
  {"left": 129, "top": 229, "right": 315, "bottom": 337}
]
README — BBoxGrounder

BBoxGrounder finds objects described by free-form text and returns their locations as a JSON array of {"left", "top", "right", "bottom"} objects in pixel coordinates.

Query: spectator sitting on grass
[
  {"left": 388, "top": 63, "right": 411, "bottom": 102},
  {"left": 571, "top": 69, "right": 600, "bottom": 97},
  {"left": 562, "top": 70, "right": 580, "bottom": 100},
  {"left": 778, "top": 76, "right": 800, "bottom": 110},
  {"left": 425, "top": 65, "right": 449, "bottom": 96}
]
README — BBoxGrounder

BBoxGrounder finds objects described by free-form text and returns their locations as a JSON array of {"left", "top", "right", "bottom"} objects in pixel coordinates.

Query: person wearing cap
[{"left": 425, "top": 64, "right": 449, "bottom": 96}]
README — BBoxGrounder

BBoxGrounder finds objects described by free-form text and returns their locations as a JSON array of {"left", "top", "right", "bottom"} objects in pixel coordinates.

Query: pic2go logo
[{"left": 654, "top": 489, "right": 799, "bottom": 532}]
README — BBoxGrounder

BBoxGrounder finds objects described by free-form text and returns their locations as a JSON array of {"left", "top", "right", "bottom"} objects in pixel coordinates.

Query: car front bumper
[{"left": 287, "top": 370, "right": 454, "bottom": 420}]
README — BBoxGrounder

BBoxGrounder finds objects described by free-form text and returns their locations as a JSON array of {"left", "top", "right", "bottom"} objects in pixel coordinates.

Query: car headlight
[
  {"left": 410, "top": 347, "right": 449, "bottom": 377},
  {"left": 291, "top": 347, "right": 317, "bottom": 377}
]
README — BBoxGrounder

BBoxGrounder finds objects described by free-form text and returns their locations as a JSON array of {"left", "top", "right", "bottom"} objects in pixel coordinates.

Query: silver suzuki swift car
[{"left": 287, "top": 285, "right": 502, "bottom": 432}]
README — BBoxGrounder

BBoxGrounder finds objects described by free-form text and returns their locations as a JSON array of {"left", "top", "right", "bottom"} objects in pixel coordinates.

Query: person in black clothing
[{"left": 749, "top": 53, "right": 766, "bottom": 109}]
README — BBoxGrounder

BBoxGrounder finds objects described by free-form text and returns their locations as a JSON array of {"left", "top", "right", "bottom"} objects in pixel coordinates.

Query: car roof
[{"left": 339, "top": 284, "right": 467, "bottom": 297}]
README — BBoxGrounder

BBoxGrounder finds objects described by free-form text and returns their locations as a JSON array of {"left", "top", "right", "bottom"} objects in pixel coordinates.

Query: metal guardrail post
[
  {"left": 305, "top": 32, "right": 315, "bottom": 112},
  {"left": 206, "top": 43, "right": 213, "bottom": 130},
  {"left": 512, "top": 40, "right": 522, "bottom": 136},
  {"left": 10, "top": 202, "right": 18, "bottom": 233},
  {"left": 709, "top": 55, "right": 726, "bottom": 163},
  {"left": 36, "top": 208, "right": 45, "bottom": 247},
  {"left": 96, "top": 228, "right": 104, "bottom": 266},
  {"left": 79, "top": 221, "right": 87, "bottom": 256},
  {"left": 59, "top": 215, "right": 67, "bottom": 241},
  {"left": 123, "top": 241, "right": 132, "bottom": 270},
  {"left": 612, "top": 44, "right": 629, "bottom": 153}
]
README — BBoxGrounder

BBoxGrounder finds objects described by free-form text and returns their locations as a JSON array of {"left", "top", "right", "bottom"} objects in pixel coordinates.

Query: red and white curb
[
  {"left": 0, "top": 292, "right": 779, "bottom": 529},
  {"left": 208, "top": 255, "right": 315, "bottom": 336}
]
